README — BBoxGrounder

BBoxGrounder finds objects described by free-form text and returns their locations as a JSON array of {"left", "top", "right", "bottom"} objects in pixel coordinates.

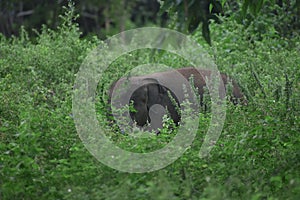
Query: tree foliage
[
  {"left": 159, "top": 0, "right": 300, "bottom": 44},
  {"left": 0, "top": 0, "right": 162, "bottom": 39},
  {"left": 159, "top": 0, "right": 223, "bottom": 45},
  {"left": 0, "top": 2, "right": 300, "bottom": 200},
  {"left": 1, "top": 0, "right": 299, "bottom": 44}
]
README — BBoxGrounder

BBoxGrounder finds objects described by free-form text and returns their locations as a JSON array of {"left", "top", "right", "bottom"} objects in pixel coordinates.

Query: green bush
[{"left": 1, "top": 4, "right": 299, "bottom": 200}]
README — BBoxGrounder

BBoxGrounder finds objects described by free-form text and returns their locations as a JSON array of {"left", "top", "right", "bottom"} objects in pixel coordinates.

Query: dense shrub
[{"left": 1, "top": 5, "right": 299, "bottom": 200}]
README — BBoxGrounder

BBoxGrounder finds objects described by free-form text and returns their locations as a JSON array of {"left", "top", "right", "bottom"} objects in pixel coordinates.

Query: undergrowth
[{"left": 0, "top": 4, "right": 299, "bottom": 200}]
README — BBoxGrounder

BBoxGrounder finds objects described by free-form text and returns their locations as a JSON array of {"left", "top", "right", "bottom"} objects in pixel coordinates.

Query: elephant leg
[
  {"left": 129, "top": 85, "right": 150, "bottom": 127},
  {"left": 164, "top": 91, "right": 181, "bottom": 125},
  {"left": 148, "top": 104, "right": 166, "bottom": 131}
]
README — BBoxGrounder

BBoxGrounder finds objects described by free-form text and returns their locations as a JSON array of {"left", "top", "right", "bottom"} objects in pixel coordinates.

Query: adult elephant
[{"left": 109, "top": 67, "right": 246, "bottom": 131}]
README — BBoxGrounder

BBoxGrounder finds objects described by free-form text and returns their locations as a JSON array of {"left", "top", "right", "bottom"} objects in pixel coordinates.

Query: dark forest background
[{"left": 1, "top": 0, "right": 300, "bottom": 43}]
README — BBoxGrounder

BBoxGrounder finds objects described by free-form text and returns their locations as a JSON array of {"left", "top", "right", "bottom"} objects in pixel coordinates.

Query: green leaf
[
  {"left": 255, "top": 0, "right": 264, "bottom": 14},
  {"left": 242, "top": 0, "right": 250, "bottom": 18},
  {"left": 158, "top": 0, "right": 174, "bottom": 14},
  {"left": 221, "top": 0, "right": 227, "bottom": 7},
  {"left": 249, "top": 0, "right": 264, "bottom": 17},
  {"left": 209, "top": 4, "right": 213, "bottom": 13}
]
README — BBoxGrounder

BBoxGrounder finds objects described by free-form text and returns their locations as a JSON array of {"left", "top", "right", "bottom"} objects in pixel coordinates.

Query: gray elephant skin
[{"left": 108, "top": 67, "right": 246, "bottom": 130}]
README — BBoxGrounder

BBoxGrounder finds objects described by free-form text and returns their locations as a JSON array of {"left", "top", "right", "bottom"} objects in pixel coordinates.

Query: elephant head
[{"left": 129, "top": 81, "right": 181, "bottom": 129}]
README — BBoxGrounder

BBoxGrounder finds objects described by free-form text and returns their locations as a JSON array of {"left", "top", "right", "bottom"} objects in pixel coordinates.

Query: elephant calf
[{"left": 108, "top": 67, "right": 246, "bottom": 131}]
